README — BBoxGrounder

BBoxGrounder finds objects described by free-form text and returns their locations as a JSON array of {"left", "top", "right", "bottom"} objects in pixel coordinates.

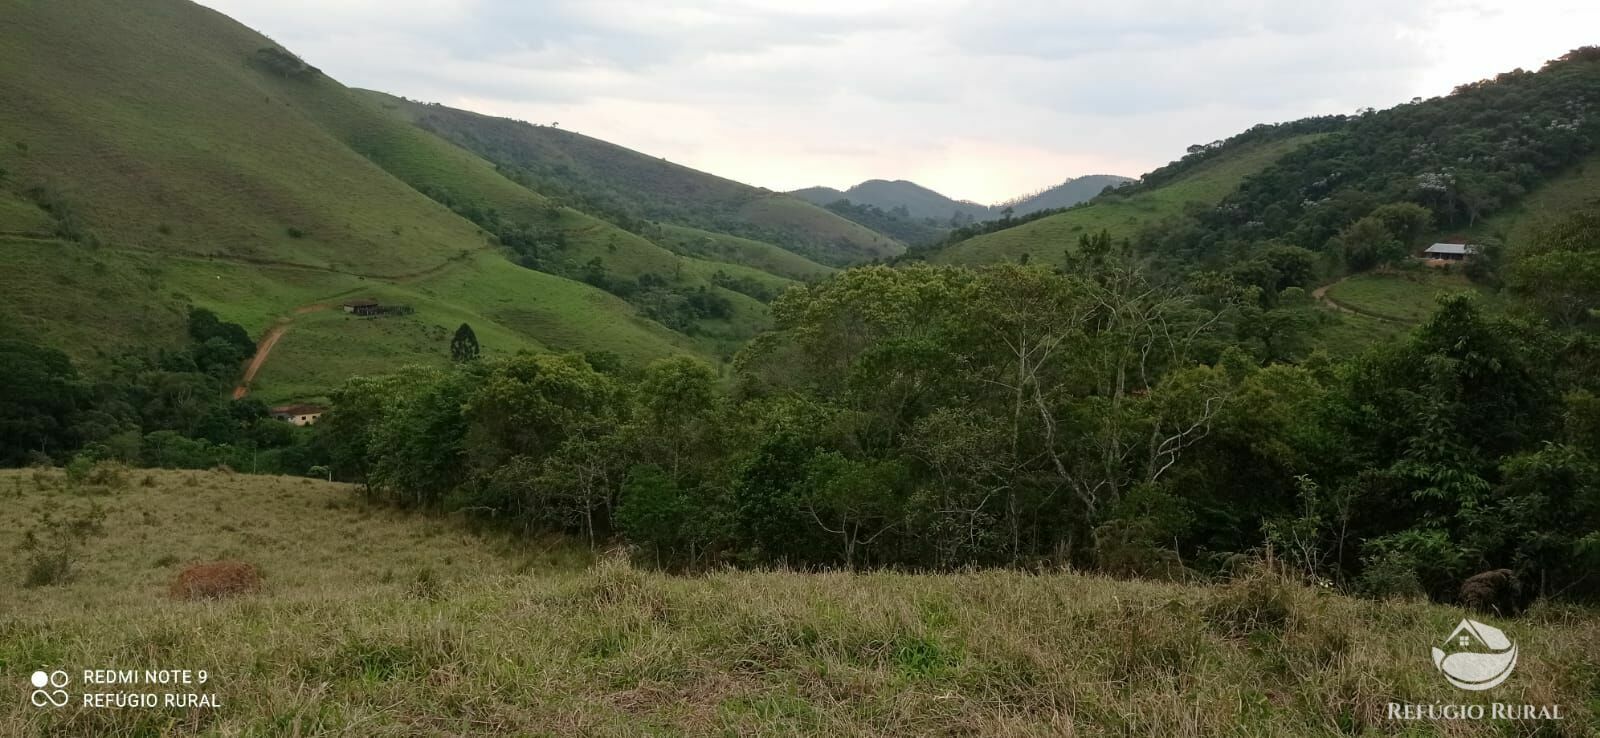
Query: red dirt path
[{"left": 230, "top": 303, "right": 334, "bottom": 399}]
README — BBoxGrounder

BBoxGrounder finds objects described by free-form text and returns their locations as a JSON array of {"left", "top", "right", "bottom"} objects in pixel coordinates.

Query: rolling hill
[
  {"left": 363, "top": 93, "right": 903, "bottom": 267},
  {"left": 654, "top": 224, "right": 836, "bottom": 282},
  {"left": 792, "top": 179, "right": 992, "bottom": 223},
  {"left": 932, "top": 134, "right": 1324, "bottom": 266},
  {"left": 792, "top": 175, "right": 1134, "bottom": 225},
  {"left": 0, "top": 0, "right": 800, "bottom": 401},
  {"left": 996, "top": 174, "right": 1135, "bottom": 214}
]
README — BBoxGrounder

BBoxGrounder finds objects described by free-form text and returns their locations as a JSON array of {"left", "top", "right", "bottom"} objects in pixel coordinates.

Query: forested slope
[{"left": 366, "top": 92, "right": 903, "bottom": 266}]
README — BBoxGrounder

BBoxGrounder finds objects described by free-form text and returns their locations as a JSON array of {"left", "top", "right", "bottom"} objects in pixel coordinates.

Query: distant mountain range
[{"left": 791, "top": 175, "right": 1134, "bottom": 224}]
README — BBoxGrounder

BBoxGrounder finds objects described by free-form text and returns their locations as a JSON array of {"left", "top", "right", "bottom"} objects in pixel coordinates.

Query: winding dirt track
[
  {"left": 1312, "top": 275, "right": 1400, "bottom": 322},
  {"left": 230, "top": 303, "right": 334, "bottom": 400}
]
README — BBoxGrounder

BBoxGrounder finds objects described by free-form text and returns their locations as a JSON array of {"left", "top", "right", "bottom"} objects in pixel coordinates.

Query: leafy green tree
[
  {"left": 614, "top": 464, "right": 732, "bottom": 566},
  {"left": 634, "top": 356, "right": 718, "bottom": 476},
  {"left": 1464, "top": 445, "right": 1600, "bottom": 599},
  {"left": 187, "top": 307, "right": 253, "bottom": 354},
  {"left": 462, "top": 353, "right": 617, "bottom": 472},
  {"left": 1259, "top": 243, "right": 1319, "bottom": 291},
  {"left": 319, "top": 374, "right": 396, "bottom": 483},
  {"left": 0, "top": 339, "right": 82, "bottom": 464},
  {"left": 1368, "top": 202, "right": 1432, "bottom": 251},
  {"left": 366, "top": 367, "right": 475, "bottom": 507},
  {"left": 798, "top": 452, "right": 907, "bottom": 568},
  {"left": 450, "top": 323, "right": 481, "bottom": 362},
  {"left": 1336, "top": 215, "right": 1404, "bottom": 271}
]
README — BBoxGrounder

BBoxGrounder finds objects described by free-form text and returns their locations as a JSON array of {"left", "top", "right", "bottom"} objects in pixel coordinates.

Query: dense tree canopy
[{"left": 300, "top": 219, "right": 1600, "bottom": 603}]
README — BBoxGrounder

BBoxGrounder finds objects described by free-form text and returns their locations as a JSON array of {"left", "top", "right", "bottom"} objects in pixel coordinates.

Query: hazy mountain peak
[{"left": 790, "top": 174, "right": 1134, "bottom": 224}]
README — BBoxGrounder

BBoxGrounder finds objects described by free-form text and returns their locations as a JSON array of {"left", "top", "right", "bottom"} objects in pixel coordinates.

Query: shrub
[
  {"left": 17, "top": 504, "right": 107, "bottom": 587},
  {"left": 63, "top": 454, "right": 95, "bottom": 485},
  {"left": 252, "top": 47, "right": 320, "bottom": 78},
  {"left": 22, "top": 549, "right": 73, "bottom": 588},
  {"left": 83, "top": 460, "right": 130, "bottom": 489},
  {"left": 1204, "top": 567, "right": 1297, "bottom": 638}
]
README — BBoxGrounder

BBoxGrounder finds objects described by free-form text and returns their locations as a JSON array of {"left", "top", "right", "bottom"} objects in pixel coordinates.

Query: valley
[{"left": 2, "top": 3, "right": 1599, "bottom": 736}]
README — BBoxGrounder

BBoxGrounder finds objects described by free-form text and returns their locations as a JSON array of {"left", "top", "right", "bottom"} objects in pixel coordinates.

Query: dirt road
[{"left": 231, "top": 303, "right": 334, "bottom": 400}]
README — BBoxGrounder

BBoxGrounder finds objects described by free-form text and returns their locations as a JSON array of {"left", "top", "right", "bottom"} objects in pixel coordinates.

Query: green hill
[
  {"left": 788, "top": 184, "right": 850, "bottom": 205},
  {"left": 793, "top": 175, "right": 1134, "bottom": 224},
  {"left": 655, "top": 224, "right": 835, "bottom": 282},
  {"left": 363, "top": 92, "right": 902, "bottom": 266},
  {"left": 792, "top": 179, "right": 992, "bottom": 223},
  {"left": 933, "top": 134, "right": 1324, "bottom": 266},
  {"left": 997, "top": 174, "right": 1135, "bottom": 214},
  {"left": 0, "top": 0, "right": 767, "bottom": 401}
]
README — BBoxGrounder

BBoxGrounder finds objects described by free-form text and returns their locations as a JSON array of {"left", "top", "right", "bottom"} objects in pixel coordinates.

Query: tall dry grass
[{"left": 2, "top": 470, "right": 1595, "bottom": 736}]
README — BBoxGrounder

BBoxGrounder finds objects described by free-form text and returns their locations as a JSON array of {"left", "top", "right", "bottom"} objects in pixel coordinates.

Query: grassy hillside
[
  {"left": 1303, "top": 270, "right": 1492, "bottom": 357},
  {"left": 735, "top": 195, "right": 902, "bottom": 263},
  {"left": 1476, "top": 152, "right": 1600, "bottom": 248},
  {"left": 933, "top": 135, "right": 1324, "bottom": 266},
  {"left": 999, "top": 174, "right": 1136, "bottom": 214},
  {"left": 4, "top": 467, "right": 1596, "bottom": 736},
  {"left": 365, "top": 92, "right": 901, "bottom": 266},
  {"left": 656, "top": 224, "right": 835, "bottom": 282},
  {"left": 0, "top": 237, "right": 192, "bottom": 358},
  {"left": 1325, "top": 270, "right": 1491, "bottom": 324},
  {"left": 0, "top": 0, "right": 721, "bottom": 399},
  {"left": 0, "top": 189, "right": 54, "bottom": 235}
]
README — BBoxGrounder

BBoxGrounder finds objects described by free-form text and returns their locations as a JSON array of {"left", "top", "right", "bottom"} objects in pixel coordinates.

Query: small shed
[
  {"left": 270, "top": 404, "right": 326, "bottom": 427},
  {"left": 343, "top": 298, "right": 380, "bottom": 316},
  {"left": 1423, "top": 243, "right": 1479, "bottom": 261}
]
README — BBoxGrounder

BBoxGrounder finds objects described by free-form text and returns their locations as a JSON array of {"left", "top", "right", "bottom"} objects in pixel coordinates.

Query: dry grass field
[{"left": 2, "top": 468, "right": 1597, "bottom": 736}]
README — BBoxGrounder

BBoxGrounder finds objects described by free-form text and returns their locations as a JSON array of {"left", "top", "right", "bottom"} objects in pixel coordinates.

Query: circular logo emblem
[{"left": 30, "top": 670, "right": 71, "bottom": 708}]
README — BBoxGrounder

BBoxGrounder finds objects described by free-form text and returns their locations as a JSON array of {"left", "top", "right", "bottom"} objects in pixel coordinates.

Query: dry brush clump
[{"left": 168, "top": 560, "right": 262, "bottom": 600}]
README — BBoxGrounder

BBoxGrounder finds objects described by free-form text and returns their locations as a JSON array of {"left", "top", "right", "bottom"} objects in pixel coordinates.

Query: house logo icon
[{"left": 1432, "top": 619, "right": 1517, "bottom": 691}]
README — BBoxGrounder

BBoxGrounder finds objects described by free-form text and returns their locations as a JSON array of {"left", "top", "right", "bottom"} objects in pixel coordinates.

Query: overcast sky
[{"left": 203, "top": 0, "right": 1597, "bottom": 204}]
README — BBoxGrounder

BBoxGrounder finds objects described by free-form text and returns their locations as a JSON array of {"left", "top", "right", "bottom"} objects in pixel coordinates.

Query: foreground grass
[{"left": 2, "top": 469, "right": 1596, "bottom": 736}]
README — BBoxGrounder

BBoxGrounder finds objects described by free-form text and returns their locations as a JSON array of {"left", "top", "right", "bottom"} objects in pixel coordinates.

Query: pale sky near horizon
[{"left": 203, "top": 0, "right": 1598, "bottom": 204}]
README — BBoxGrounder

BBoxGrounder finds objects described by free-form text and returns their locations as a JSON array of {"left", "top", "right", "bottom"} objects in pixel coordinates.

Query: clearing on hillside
[{"left": 1325, "top": 270, "right": 1491, "bottom": 324}]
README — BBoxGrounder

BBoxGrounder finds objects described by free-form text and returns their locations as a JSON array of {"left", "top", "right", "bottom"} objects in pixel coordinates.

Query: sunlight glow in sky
[{"left": 204, "top": 0, "right": 1599, "bottom": 204}]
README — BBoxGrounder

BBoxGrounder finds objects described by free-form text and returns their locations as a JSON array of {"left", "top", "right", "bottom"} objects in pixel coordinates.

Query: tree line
[
  {"left": 0, "top": 308, "right": 320, "bottom": 473},
  {"left": 309, "top": 218, "right": 1598, "bottom": 604}
]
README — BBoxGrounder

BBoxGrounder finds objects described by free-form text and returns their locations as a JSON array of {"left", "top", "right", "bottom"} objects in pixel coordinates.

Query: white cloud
[{"left": 200, "top": 0, "right": 1593, "bottom": 203}]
